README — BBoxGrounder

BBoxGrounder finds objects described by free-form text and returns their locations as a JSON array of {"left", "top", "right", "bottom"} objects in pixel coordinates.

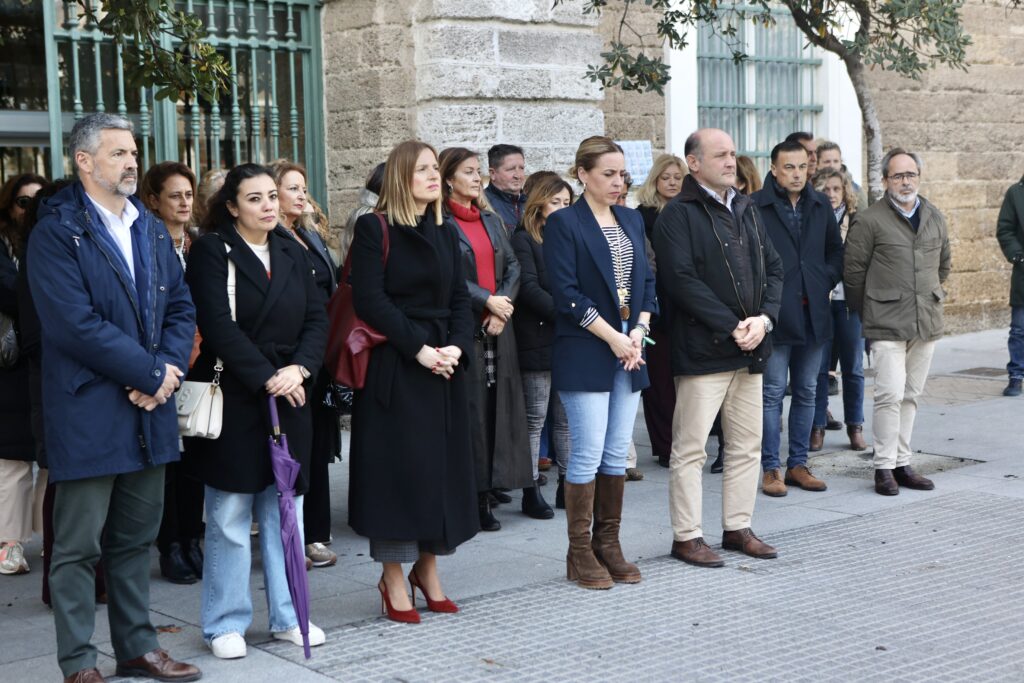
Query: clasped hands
[
  {"left": 265, "top": 365, "right": 307, "bottom": 407},
  {"left": 732, "top": 316, "right": 767, "bottom": 352},
  {"left": 609, "top": 328, "right": 646, "bottom": 371},
  {"left": 484, "top": 295, "right": 513, "bottom": 336},
  {"left": 416, "top": 345, "right": 463, "bottom": 380},
  {"left": 126, "top": 363, "right": 183, "bottom": 412}
]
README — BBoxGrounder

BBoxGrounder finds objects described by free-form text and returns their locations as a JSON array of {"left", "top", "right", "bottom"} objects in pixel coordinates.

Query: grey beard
[
  {"left": 92, "top": 169, "right": 137, "bottom": 198},
  {"left": 888, "top": 188, "right": 917, "bottom": 206}
]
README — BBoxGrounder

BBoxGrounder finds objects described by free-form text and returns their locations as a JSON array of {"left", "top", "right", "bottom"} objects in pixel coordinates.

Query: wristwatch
[
  {"left": 298, "top": 365, "right": 311, "bottom": 380},
  {"left": 759, "top": 314, "right": 774, "bottom": 333}
]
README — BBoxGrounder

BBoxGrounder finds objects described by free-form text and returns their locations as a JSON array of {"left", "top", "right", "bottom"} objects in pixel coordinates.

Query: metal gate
[{"left": 41, "top": 0, "right": 326, "bottom": 201}]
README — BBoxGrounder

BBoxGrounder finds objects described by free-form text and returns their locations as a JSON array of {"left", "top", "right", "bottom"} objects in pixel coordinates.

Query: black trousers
[
  {"left": 303, "top": 385, "right": 341, "bottom": 544},
  {"left": 156, "top": 460, "right": 204, "bottom": 554}
]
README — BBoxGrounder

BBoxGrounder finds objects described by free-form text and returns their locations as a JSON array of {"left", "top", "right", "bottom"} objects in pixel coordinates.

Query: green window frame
[
  {"left": 697, "top": 7, "right": 822, "bottom": 173},
  {"left": 41, "top": 0, "right": 326, "bottom": 204}
]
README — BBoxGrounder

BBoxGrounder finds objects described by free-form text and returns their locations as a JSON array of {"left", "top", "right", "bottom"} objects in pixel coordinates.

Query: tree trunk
[{"left": 842, "top": 54, "right": 884, "bottom": 204}]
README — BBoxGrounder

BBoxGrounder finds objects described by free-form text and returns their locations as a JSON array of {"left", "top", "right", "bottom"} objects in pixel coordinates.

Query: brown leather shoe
[
  {"left": 847, "top": 424, "right": 867, "bottom": 451},
  {"left": 809, "top": 427, "right": 825, "bottom": 452},
  {"left": 115, "top": 649, "right": 201, "bottom": 682},
  {"left": 785, "top": 464, "right": 827, "bottom": 491},
  {"left": 893, "top": 465, "right": 935, "bottom": 490},
  {"left": 564, "top": 481, "right": 614, "bottom": 589},
  {"left": 670, "top": 538, "right": 724, "bottom": 567},
  {"left": 761, "top": 469, "right": 787, "bottom": 497},
  {"left": 591, "top": 474, "right": 641, "bottom": 583},
  {"left": 874, "top": 469, "right": 899, "bottom": 496},
  {"left": 721, "top": 528, "right": 778, "bottom": 559},
  {"left": 64, "top": 668, "right": 105, "bottom": 683}
]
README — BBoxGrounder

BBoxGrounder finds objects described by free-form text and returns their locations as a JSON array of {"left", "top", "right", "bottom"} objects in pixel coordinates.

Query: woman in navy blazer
[{"left": 543, "top": 136, "right": 657, "bottom": 590}]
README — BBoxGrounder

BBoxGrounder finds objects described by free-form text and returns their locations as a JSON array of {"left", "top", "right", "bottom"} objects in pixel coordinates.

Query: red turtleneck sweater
[{"left": 448, "top": 199, "right": 496, "bottom": 297}]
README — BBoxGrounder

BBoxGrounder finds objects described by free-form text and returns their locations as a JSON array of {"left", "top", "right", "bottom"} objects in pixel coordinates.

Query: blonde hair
[
  {"left": 735, "top": 155, "right": 762, "bottom": 195},
  {"left": 522, "top": 175, "right": 574, "bottom": 244},
  {"left": 568, "top": 136, "right": 624, "bottom": 182},
  {"left": 195, "top": 168, "right": 228, "bottom": 226},
  {"left": 377, "top": 140, "right": 443, "bottom": 227},
  {"left": 635, "top": 153, "right": 686, "bottom": 210},
  {"left": 300, "top": 196, "right": 331, "bottom": 241},
  {"left": 811, "top": 167, "right": 858, "bottom": 214}
]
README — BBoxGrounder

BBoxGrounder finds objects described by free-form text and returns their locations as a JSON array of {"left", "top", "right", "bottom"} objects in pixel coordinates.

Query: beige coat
[{"left": 843, "top": 196, "right": 951, "bottom": 342}]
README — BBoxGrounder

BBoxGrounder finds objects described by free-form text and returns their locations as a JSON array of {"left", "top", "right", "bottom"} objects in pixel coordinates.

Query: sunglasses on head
[{"left": 14, "top": 195, "right": 34, "bottom": 209}]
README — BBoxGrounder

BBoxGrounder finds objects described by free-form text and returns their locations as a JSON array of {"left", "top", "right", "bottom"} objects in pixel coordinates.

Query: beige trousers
[
  {"left": 871, "top": 339, "right": 936, "bottom": 469},
  {"left": 669, "top": 370, "right": 763, "bottom": 542},
  {"left": 626, "top": 440, "right": 638, "bottom": 468},
  {"left": 0, "top": 460, "right": 46, "bottom": 541}
]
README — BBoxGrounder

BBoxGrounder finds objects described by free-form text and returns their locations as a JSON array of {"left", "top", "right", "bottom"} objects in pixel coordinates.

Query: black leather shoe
[
  {"left": 536, "top": 473, "right": 548, "bottom": 486},
  {"left": 522, "top": 484, "right": 554, "bottom": 519},
  {"left": 1004, "top": 378, "right": 1022, "bottom": 397},
  {"left": 555, "top": 475, "right": 565, "bottom": 510},
  {"left": 184, "top": 538, "right": 203, "bottom": 577},
  {"left": 710, "top": 443, "right": 724, "bottom": 474},
  {"left": 825, "top": 410, "right": 843, "bottom": 430},
  {"left": 874, "top": 469, "right": 899, "bottom": 496},
  {"left": 159, "top": 543, "right": 198, "bottom": 585},
  {"left": 489, "top": 490, "right": 512, "bottom": 505},
  {"left": 658, "top": 454, "right": 670, "bottom": 468},
  {"left": 478, "top": 494, "right": 501, "bottom": 531}
]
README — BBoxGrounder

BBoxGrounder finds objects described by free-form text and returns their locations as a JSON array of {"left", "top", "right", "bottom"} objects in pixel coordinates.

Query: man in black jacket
[
  {"left": 652, "top": 128, "right": 784, "bottom": 568},
  {"left": 752, "top": 140, "right": 844, "bottom": 498}
]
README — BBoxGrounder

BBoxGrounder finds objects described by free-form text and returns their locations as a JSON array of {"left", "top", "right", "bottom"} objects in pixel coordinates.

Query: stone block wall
[
  {"left": 866, "top": 0, "right": 1024, "bottom": 333},
  {"left": 596, "top": 2, "right": 666, "bottom": 154},
  {"left": 320, "top": 0, "right": 607, "bottom": 240}
]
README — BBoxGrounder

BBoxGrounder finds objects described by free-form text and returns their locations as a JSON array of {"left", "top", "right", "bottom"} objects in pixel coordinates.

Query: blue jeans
[
  {"left": 1009, "top": 306, "right": 1024, "bottom": 380},
  {"left": 814, "top": 300, "right": 865, "bottom": 427},
  {"left": 201, "top": 484, "right": 304, "bottom": 642},
  {"left": 762, "top": 332, "right": 826, "bottom": 472},
  {"left": 559, "top": 368, "right": 642, "bottom": 484}
]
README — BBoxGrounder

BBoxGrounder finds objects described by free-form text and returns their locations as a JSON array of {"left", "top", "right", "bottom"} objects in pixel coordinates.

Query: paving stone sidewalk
[{"left": 259, "top": 490, "right": 1024, "bottom": 682}]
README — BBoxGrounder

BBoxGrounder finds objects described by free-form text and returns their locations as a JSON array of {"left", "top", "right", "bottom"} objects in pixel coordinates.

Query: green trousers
[{"left": 50, "top": 465, "right": 165, "bottom": 676}]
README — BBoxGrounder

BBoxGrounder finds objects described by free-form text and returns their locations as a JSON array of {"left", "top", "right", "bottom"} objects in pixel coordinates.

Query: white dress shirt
[{"left": 85, "top": 193, "right": 140, "bottom": 280}]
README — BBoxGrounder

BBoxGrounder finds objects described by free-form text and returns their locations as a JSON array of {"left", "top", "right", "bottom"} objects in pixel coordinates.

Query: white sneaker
[
  {"left": 0, "top": 542, "right": 29, "bottom": 575},
  {"left": 210, "top": 632, "right": 247, "bottom": 659},
  {"left": 273, "top": 622, "right": 326, "bottom": 647}
]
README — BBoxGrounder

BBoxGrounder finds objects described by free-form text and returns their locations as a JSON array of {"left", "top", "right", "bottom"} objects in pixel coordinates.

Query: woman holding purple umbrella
[{"left": 184, "top": 164, "right": 327, "bottom": 659}]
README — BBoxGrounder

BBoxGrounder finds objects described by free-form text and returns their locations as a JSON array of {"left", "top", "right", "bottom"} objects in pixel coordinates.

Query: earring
[
  {"left": 581, "top": 182, "right": 587, "bottom": 193},
  {"left": 447, "top": 183, "right": 453, "bottom": 192}
]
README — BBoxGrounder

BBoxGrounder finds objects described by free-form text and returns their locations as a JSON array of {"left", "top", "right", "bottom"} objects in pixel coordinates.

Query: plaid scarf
[{"left": 482, "top": 334, "right": 497, "bottom": 388}]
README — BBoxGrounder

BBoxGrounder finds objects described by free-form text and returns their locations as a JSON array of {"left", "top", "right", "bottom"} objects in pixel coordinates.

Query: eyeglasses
[
  {"left": 887, "top": 172, "right": 919, "bottom": 182},
  {"left": 14, "top": 195, "right": 34, "bottom": 209}
]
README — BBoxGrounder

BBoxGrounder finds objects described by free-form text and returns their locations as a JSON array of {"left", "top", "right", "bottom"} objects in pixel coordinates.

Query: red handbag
[{"left": 324, "top": 213, "right": 389, "bottom": 389}]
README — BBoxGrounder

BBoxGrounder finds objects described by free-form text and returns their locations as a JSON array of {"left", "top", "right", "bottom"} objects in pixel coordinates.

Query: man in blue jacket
[
  {"left": 27, "top": 114, "right": 199, "bottom": 683},
  {"left": 753, "top": 140, "right": 844, "bottom": 498}
]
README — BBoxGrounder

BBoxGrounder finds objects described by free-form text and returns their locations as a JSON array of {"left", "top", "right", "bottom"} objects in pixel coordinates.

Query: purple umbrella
[{"left": 267, "top": 395, "right": 312, "bottom": 659}]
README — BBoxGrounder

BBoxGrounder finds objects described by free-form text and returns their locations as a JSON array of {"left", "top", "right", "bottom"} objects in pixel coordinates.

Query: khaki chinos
[
  {"left": 669, "top": 370, "right": 762, "bottom": 542},
  {"left": 870, "top": 339, "right": 936, "bottom": 469}
]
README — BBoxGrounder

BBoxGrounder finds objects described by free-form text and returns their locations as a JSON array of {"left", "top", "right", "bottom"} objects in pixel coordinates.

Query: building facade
[{"left": 2, "top": 0, "right": 1019, "bottom": 332}]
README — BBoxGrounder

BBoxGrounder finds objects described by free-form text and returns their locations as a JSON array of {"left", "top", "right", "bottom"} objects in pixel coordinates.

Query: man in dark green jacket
[
  {"left": 995, "top": 175, "right": 1024, "bottom": 397},
  {"left": 844, "top": 148, "right": 951, "bottom": 497}
]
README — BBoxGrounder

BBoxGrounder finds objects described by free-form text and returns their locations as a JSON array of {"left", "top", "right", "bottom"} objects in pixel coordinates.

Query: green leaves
[
  {"left": 555, "top": 0, "right": 980, "bottom": 91},
  {"left": 77, "top": 0, "right": 231, "bottom": 102}
]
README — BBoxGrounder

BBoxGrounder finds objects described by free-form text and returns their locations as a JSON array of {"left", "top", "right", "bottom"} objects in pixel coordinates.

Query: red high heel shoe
[
  {"left": 378, "top": 578, "right": 420, "bottom": 624},
  {"left": 408, "top": 567, "right": 459, "bottom": 613}
]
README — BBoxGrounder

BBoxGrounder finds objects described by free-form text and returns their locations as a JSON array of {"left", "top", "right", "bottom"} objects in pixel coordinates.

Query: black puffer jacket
[{"left": 652, "top": 175, "right": 784, "bottom": 376}]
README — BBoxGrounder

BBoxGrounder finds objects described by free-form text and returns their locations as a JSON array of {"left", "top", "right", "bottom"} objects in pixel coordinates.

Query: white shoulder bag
[{"left": 176, "top": 245, "right": 235, "bottom": 439}]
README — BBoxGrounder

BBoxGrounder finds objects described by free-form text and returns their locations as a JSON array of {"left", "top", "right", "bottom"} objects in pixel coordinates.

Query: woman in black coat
[
  {"left": 438, "top": 146, "right": 534, "bottom": 532},
  {"left": 510, "top": 174, "right": 574, "bottom": 511},
  {"left": 348, "top": 140, "right": 478, "bottom": 623},
  {"left": 272, "top": 160, "right": 341, "bottom": 570},
  {"left": 185, "top": 164, "right": 328, "bottom": 658},
  {"left": 0, "top": 173, "right": 46, "bottom": 577}
]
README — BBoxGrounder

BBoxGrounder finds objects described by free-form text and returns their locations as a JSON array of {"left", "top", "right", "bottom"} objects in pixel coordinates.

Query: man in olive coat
[
  {"left": 844, "top": 148, "right": 951, "bottom": 496},
  {"left": 995, "top": 174, "right": 1024, "bottom": 397}
]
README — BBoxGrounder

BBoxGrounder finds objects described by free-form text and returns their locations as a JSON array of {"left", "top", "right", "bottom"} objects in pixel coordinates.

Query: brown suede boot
[
  {"left": 591, "top": 474, "right": 641, "bottom": 583},
  {"left": 564, "top": 481, "right": 614, "bottom": 590},
  {"left": 847, "top": 424, "right": 867, "bottom": 451},
  {"left": 809, "top": 427, "right": 825, "bottom": 452},
  {"left": 785, "top": 464, "right": 828, "bottom": 491}
]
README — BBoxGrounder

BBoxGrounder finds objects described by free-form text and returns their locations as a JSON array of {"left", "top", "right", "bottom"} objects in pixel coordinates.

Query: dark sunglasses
[{"left": 14, "top": 195, "right": 34, "bottom": 209}]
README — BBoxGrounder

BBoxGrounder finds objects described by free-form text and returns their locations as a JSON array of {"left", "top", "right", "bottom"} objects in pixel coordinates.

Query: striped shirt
[{"left": 581, "top": 225, "right": 634, "bottom": 328}]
